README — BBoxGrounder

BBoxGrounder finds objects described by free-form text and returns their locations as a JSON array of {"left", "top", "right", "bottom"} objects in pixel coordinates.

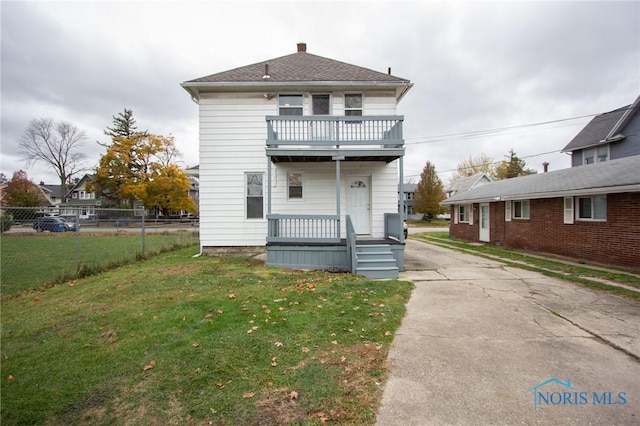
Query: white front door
[
  {"left": 479, "top": 203, "right": 490, "bottom": 242},
  {"left": 347, "top": 176, "right": 371, "bottom": 235}
]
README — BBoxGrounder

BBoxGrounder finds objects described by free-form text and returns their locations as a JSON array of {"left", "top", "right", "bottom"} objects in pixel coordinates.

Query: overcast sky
[{"left": 2, "top": 0, "right": 639, "bottom": 186}]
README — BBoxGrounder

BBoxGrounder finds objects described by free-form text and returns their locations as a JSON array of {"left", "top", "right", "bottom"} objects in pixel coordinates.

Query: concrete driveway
[{"left": 377, "top": 239, "right": 640, "bottom": 425}]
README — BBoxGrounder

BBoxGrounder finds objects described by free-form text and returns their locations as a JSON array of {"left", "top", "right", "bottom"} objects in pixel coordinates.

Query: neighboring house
[
  {"left": 181, "top": 43, "right": 413, "bottom": 278},
  {"left": 562, "top": 94, "right": 640, "bottom": 166},
  {"left": 60, "top": 174, "right": 101, "bottom": 219},
  {"left": 39, "top": 183, "right": 64, "bottom": 206},
  {"left": 445, "top": 172, "right": 492, "bottom": 198},
  {"left": 441, "top": 155, "right": 640, "bottom": 268},
  {"left": 400, "top": 183, "right": 420, "bottom": 220}
]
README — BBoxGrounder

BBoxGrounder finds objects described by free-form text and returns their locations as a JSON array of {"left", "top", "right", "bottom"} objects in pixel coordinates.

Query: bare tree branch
[{"left": 19, "top": 118, "right": 88, "bottom": 198}]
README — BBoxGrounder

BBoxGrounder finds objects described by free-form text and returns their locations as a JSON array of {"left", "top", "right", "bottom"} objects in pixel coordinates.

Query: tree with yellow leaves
[{"left": 89, "top": 133, "right": 196, "bottom": 215}]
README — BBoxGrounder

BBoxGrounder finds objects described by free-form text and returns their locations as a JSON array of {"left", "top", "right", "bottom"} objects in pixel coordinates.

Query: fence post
[
  {"left": 75, "top": 208, "right": 81, "bottom": 272},
  {"left": 141, "top": 210, "right": 146, "bottom": 256}
]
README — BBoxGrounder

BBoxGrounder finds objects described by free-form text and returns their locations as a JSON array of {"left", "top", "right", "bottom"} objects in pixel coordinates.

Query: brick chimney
[
  {"left": 542, "top": 162, "right": 549, "bottom": 173},
  {"left": 297, "top": 42, "right": 307, "bottom": 52}
]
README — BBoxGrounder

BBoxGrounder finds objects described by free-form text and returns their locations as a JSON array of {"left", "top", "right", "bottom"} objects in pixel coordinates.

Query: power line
[{"left": 404, "top": 105, "right": 636, "bottom": 146}]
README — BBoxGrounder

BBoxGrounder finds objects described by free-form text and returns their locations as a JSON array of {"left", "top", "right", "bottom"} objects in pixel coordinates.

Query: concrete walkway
[{"left": 376, "top": 239, "right": 640, "bottom": 425}]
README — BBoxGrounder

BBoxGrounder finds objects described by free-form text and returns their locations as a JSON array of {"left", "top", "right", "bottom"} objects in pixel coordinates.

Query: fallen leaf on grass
[
  {"left": 384, "top": 331, "right": 392, "bottom": 336},
  {"left": 340, "top": 356, "right": 347, "bottom": 362},
  {"left": 274, "top": 341, "right": 283, "bottom": 347},
  {"left": 143, "top": 360, "right": 156, "bottom": 371},
  {"left": 302, "top": 347, "right": 310, "bottom": 353},
  {"left": 290, "top": 391, "right": 299, "bottom": 400},
  {"left": 204, "top": 313, "right": 213, "bottom": 319},
  {"left": 228, "top": 293, "right": 236, "bottom": 299},
  {"left": 192, "top": 342, "right": 200, "bottom": 348},
  {"left": 7, "top": 375, "right": 15, "bottom": 383},
  {"left": 243, "top": 392, "right": 255, "bottom": 398}
]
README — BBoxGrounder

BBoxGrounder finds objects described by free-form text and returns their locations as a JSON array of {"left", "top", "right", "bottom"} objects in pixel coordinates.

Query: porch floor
[{"left": 266, "top": 238, "right": 404, "bottom": 247}]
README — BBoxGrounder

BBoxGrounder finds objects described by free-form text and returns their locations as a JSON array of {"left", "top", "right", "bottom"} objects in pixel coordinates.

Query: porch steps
[{"left": 355, "top": 244, "right": 399, "bottom": 279}]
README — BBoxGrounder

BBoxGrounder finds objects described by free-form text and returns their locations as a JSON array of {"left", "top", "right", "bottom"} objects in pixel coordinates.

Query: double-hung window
[
  {"left": 279, "top": 95, "right": 303, "bottom": 116},
  {"left": 345, "top": 94, "right": 363, "bottom": 117},
  {"left": 577, "top": 195, "right": 606, "bottom": 221},
  {"left": 246, "top": 173, "right": 264, "bottom": 219},
  {"left": 287, "top": 172, "right": 303, "bottom": 200},
  {"left": 458, "top": 204, "right": 472, "bottom": 223},
  {"left": 513, "top": 200, "right": 530, "bottom": 219}
]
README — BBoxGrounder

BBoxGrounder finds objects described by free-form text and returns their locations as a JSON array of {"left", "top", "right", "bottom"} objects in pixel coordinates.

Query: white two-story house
[{"left": 181, "top": 43, "right": 413, "bottom": 278}]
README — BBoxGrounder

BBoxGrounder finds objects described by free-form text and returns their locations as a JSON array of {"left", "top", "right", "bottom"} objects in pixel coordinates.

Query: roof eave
[
  {"left": 441, "top": 183, "right": 640, "bottom": 205},
  {"left": 180, "top": 80, "right": 412, "bottom": 102}
]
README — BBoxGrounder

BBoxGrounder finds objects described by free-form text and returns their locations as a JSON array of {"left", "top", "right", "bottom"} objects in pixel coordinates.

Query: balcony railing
[
  {"left": 266, "top": 115, "right": 403, "bottom": 148},
  {"left": 267, "top": 214, "right": 341, "bottom": 243}
]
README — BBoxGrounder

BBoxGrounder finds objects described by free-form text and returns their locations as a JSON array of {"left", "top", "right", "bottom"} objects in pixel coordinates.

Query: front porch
[
  {"left": 266, "top": 210, "right": 405, "bottom": 279},
  {"left": 264, "top": 115, "right": 406, "bottom": 279}
]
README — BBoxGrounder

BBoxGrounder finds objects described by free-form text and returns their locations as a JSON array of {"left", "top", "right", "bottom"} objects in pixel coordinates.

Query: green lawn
[
  {"left": 1, "top": 232, "right": 198, "bottom": 297},
  {"left": 1, "top": 248, "right": 413, "bottom": 425}
]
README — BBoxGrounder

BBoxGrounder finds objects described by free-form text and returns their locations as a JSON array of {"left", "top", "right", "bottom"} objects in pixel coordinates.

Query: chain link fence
[{"left": 1, "top": 206, "right": 199, "bottom": 297}]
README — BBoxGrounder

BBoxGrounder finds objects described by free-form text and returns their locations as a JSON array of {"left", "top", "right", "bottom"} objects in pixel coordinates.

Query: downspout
[{"left": 336, "top": 158, "right": 341, "bottom": 239}]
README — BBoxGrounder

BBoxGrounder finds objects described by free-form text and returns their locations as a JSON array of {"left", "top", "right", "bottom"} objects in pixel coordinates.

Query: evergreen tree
[
  {"left": 494, "top": 149, "right": 527, "bottom": 179},
  {"left": 413, "top": 161, "right": 445, "bottom": 221},
  {"left": 104, "top": 108, "right": 147, "bottom": 139}
]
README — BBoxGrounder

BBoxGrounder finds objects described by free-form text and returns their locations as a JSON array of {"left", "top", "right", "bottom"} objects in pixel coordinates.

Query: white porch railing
[
  {"left": 266, "top": 115, "right": 403, "bottom": 148},
  {"left": 266, "top": 214, "right": 340, "bottom": 243}
]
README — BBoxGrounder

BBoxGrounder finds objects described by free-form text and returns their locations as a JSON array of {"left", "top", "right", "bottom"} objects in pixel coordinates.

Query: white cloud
[{"left": 1, "top": 1, "right": 638, "bottom": 186}]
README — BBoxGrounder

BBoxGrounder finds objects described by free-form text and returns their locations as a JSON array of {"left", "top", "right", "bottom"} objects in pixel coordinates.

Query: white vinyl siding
[
  {"left": 197, "top": 90, "right": 400, "bottom": 246},
  {"left": 271, "top": 161, "right": 398, "bottom": 239},
  {"left": 198, "top": 93, "right": 274, "bottom": 246}
]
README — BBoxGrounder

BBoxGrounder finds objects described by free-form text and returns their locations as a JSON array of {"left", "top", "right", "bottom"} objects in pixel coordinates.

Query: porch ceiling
[{"left": 267, "top": 148, "right": 404, "bottom": 163}]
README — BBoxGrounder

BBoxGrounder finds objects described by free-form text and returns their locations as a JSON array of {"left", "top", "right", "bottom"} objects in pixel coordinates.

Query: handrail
[
  {"left": 267, "top": 214, "right": 340, "bottom": 243},
  {"left": 266, "top": 115, "right": 403, "bottom": 148},
  {"left": 346, "top": 215, "right": 357, "bottom": 273}
]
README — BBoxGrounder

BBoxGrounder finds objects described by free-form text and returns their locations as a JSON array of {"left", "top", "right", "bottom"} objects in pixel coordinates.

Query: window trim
[
  {"left": 278, "top": 94, "right": 303, "bottom": 116},
  {"left": 457, "top": 203, "right": 473, "bottom": 224},
  {"left": 512, "top": 200, "right": 530, "bottom": 220},
  {"left": 245, "top": 172, "right": 265, "bottom": 220},
  {"left": 287, "top": 172, "right": 304, "bottom": 201},
  {"left": 344, "top": 93, "right": 363, "bottom": 117},
  {"left": 576, "top": 195, "right": 606, "bottom": 221}
]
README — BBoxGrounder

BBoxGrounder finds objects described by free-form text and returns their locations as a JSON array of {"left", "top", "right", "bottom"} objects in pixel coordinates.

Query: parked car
[{"left": 33, "top": 217, "right": 77, "bottom": 232}]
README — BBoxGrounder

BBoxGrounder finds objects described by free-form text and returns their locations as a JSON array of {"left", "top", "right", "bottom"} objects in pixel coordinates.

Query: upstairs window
[
  {"left": 583, "top": 146, "right": 608, "bottom": 165},
  {"left": 577, "top": 195, "right": 606, "bottom": 220},
  {"left": 279, "top": 95, "right": 303, "bottom": 116},
  {"left": 345, "top": 94, "right": 363, "bottom": 117}
]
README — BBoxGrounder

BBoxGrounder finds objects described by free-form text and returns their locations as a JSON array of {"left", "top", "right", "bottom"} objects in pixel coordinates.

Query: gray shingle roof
[
  {"left": 441, "top": 155, "right": 640, "bottom": 204},
  {"left": 561, "top": 106, "right": 629, "bottom": 152},
  {"left": 186, "top": 50, "right": 409, "bottom": 84},
  {"left": 445, "top": 173, "right": 491, "bottom": 194}
]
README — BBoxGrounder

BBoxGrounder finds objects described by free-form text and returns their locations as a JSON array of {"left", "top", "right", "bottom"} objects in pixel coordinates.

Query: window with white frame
[
  {"left": 287, "top": 172, "right": 303, "bottom": 200},
  {"left": 513, "top": 200, "right": 530, "bottom": 219},
  {"left": 279, "top": 95, "right": 303, "bottom": 116},
  {"left": 246, "top": 173, "right": 264, "bottom": 219},
  {"left": 345, "top": 94, "right": 363, "bottom": 117},
  {"left": 583, "top": 145, "right": 608, "bottom": 165},
  {"left": 458, "top": 204, "right": 471, "bottom": 223},
  {"left": 577, "top": 195, "right": 606, "bottom": 220}
]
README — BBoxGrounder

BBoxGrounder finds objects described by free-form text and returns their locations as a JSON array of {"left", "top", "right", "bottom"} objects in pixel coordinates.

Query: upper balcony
[{"left": 266, "top": 115, "right": 404, "bottom": 163}]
